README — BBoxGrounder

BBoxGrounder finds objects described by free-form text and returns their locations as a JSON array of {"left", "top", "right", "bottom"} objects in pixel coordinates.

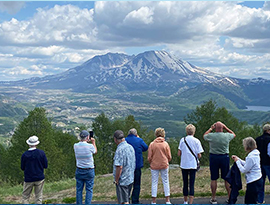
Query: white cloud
[
  {"left": 263, "top": 2, "right": 270, "bottom": 11},
  {"left": 0, "top": 1, "right": 270, "bottom": 80},
  {"left": 0, "top": 4, "right": 97, "bottom": 48},
  {"left": 2, "top": 66, "right": 43, "bottom": 76},
  {"left": 123, "top": 7, "right": 154, "bottom": 25}
]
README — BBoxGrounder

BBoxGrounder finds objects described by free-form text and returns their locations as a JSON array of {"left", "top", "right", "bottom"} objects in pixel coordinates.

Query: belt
[
  {"left": 77, "top": 167, "right": 93, "bottom": 170},
  {"left": 210, "top": 153, "right": 229, "bottom": 156}
]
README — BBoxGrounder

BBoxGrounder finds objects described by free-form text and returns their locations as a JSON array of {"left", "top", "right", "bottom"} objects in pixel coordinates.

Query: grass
[{"left": 1, "top": 166, "right": 270, "bottom": 204}]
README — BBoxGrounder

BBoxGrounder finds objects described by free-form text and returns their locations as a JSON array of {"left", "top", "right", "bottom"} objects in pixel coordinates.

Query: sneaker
[
  {"left": 165, "top": 202, "right": 171, "bottom": 204},
  {"left": 225, "top": 199, "right": 229, "bottom": 204},
  {"left": 257, "top": 201, "right": 265, "bottom": 204},
  {"left": 209, "top": 199, "right": 217, "bottom": 204},
  {"left": 151, "top": 203, "right": 156, "bottom": 204},
  {"left": 183, "top": 201, "right": 188, "bottom": 204}
]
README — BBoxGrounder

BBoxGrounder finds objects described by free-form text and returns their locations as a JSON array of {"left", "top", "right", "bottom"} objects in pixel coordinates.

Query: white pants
[{"left": 151, "top": 168, "right": 170, "bottom": 197}]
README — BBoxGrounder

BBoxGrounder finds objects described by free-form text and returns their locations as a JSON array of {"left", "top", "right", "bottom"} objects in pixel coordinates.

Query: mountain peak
[{"left": 0, "top": 50, "right": 238, "bottom": 94}]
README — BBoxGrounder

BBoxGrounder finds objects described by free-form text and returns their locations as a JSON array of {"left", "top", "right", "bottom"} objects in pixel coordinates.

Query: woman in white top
[
  {"left": 178, "top": 124, "right": 204, "bottom": 204},
  {"left": 232, "top": 137, "right": 263, "bottom": 204}
]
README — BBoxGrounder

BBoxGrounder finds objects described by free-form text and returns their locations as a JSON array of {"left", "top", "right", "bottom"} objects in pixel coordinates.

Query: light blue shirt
[
  {"left": 113, "top": 141, "right": 136, "bottom": 186},
  {"left": 74, "top": 141, "right": 96, "bottom": 169}
]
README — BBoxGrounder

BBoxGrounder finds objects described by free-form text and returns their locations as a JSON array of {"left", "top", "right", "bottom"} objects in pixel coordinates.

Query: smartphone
[{"left": 90, "top": 131, "right": 94, "bottom": 138}]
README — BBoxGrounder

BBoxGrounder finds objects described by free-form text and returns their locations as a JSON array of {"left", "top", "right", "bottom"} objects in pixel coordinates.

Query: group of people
[{"left": 20, "top": 122, "right": 270, "bottom": 204}]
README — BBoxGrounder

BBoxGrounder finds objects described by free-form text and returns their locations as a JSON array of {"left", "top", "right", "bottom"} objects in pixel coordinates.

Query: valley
[
  {"left": 0, "top": 51, "right": 270, "bottom": 145},
  {"left": 0, "top": 85, "right": 269, "bottom": 147}
]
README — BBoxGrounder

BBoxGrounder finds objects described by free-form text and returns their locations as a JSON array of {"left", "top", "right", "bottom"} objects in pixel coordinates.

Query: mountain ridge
[{"left": 1, "top": 50, "right": 270, "bottom": 107}]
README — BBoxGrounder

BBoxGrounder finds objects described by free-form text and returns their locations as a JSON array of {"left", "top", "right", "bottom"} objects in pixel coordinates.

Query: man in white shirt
[{"left": 74, "top": 130, "right": 97, "bottom": 204}]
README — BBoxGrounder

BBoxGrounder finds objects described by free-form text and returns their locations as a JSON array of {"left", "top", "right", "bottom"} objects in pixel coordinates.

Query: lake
[{"left": 245, "top": 106, "right": 270, "bottom": 112}]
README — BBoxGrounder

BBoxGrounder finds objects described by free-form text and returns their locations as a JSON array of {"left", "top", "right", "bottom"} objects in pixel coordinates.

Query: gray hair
[
  {"left": 243, "top": 137, "right": 257, "bottom": 152},
  {"left": 186, "top": 124, "right": 196, "bottom": 135},
  {"left": 128, "top": 128, "right": 137, "bottom": 136},
  {"left": 263, "top": 124, "right": 270, "bottom": 132}
]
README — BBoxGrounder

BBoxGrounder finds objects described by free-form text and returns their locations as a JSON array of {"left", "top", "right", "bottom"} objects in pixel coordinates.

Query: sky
[{"left": 0, "top": 1, "right": 270, "bottom": 81}]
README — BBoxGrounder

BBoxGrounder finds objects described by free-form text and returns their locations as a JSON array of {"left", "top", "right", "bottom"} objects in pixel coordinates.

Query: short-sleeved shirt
[
  {"left": 74, "top": 141, "right": 96, "bottom": 169},
  {"left": 179, "top": 135, "right": 204, "bottom": 169},
  {"left": 113, "top": 141, "right": 136, "bottom": 186},
  {"left": 204, "top": 132, "right": 234, "bottom": 154}
]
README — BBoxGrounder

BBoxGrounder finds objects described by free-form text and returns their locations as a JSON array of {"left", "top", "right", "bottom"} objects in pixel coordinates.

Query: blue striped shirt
[{"left": 74, "top": 141, "right": 96, "bottom": 169}]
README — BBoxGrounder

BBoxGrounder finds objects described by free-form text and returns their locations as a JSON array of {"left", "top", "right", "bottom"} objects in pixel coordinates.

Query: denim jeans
[
  {"left": 131, "top": 168, "right": 141, "bottom": 204},
  {"left": 76, "top": 168, "right": 95, "bottom": 204},
  {"left": 257, "top": 165, "right": 270, "bottom": 203}
]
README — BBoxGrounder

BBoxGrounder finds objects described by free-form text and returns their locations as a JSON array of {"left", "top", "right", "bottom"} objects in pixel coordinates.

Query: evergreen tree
[
  {"left": 92, "top": 112, "right": 115, "bottom": 174},
  {"left": 0, "top": 143, "right": 6, "bottom": 182},
  {"left": 184, "top": 100, "right": 259, "bottom": 165},
  {"left": 53, "top": 130, "right": 77, "bottom": 178},
  {"left": 92, "top": 113, "right": 151, "bottom": 174},
  {"left": 3, "top": 107, "right": 65, "bottom": 183}
]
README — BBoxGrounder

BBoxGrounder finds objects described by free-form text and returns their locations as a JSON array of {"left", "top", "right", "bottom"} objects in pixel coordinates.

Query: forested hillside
[{"left": 0, "top": 100, "right": 267, "bottom": 184}]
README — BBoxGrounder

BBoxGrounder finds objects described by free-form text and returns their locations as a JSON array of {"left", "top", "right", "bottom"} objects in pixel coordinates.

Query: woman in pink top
[{"left": 148, "top": 127, "right": 172, "bottom": 204}]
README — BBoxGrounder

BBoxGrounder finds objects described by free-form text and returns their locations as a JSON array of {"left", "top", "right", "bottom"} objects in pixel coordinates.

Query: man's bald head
[{"left": 215, "top": 121, "right": 224, "bottom": 132}]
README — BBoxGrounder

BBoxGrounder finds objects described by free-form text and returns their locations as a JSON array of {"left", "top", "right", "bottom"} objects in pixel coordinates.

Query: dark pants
[
  {"left": 258, "top": 165, "right": 270, "bottom": 203},
  {"left": 182, "top": 169, "right": 196, "bottom": 196},
  {"left": 131, "top": 168, "right": 142, "bottom": 204},
  {"left": 245, "top": 177, "right": 263, "bottom": 204}
]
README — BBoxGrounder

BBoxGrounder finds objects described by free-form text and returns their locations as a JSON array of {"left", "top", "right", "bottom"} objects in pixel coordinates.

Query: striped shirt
[{"left": 74, "top": 141, "right": 96, "bottom": 169}]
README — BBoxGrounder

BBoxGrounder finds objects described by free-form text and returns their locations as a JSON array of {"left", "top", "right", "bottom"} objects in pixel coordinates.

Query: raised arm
[
  {"left": 223, "top": 124, "right": 236, "bottom": 138},
  {"left": 90, "top": 138, "right": 97, "bottom": 154},
  {"left": 203, "top": 123, "right": 215, "bottom": 139},
  {"left": 141, "top": 139, "right": 148, "bottom": 152}
]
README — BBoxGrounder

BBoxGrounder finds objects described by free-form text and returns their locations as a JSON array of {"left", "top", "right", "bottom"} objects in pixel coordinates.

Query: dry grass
[{"left": 2, "top": 166, "right": 270, "bottom": 204}]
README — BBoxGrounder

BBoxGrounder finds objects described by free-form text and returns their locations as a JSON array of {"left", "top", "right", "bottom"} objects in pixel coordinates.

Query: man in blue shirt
[
  {"left": 21, "top": 136, "right": 48, "bottom": 204},
  {"left": 113, "top": 130, "right": 136, "bottom": 204},
  {"left": 126, "top": 128, "right": 148, "bottom": 204}
]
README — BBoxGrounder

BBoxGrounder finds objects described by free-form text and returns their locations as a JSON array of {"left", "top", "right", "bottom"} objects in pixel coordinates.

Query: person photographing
[{"left": 74, "top": 130, "right": 97, "bottom": 204}]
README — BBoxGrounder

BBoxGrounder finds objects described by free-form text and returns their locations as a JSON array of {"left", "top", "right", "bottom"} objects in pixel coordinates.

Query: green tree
[
  {"left": 3, "top": 107, "right": 66, "bottom": 183},
  {"left": 167, "top": 137, "right": 180, "bottom": 165},
  {"left": 92, "top": 113, "right": 151, "bottom": 174},
  {"left": 92, "top": 112, "right": 115, "bottom": 174},
  {"left": 53, "top": 130, "right": 78, "bottom": 178},
  {"left": 184, "top": 100, "right": 259, "bottom": 165},
  {"left": 0, "top": 143, "right": 6, "bottom": 182}
]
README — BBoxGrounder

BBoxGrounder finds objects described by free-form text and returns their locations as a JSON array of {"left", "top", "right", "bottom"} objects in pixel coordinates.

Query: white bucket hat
[{"left": 26, "top": 136, "right": 40, "bottom": 146}]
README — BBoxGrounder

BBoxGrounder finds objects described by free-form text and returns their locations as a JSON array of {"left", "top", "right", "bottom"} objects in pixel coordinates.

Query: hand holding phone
[{"left": 90, "top": 131, "right": 94, "bottom": 138}]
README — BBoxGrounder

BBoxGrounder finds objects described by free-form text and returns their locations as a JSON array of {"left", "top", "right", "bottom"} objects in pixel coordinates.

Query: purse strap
[{"left": 184, "top": 137, "right": 199, "bottom": 163}]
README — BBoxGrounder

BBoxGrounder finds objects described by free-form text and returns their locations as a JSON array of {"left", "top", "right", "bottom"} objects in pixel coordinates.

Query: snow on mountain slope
[{"left": 1, "top": 50, "right": 265, "bottom": 97}]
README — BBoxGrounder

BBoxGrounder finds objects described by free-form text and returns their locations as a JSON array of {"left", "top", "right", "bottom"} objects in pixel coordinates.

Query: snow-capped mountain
[
  {"left": 1, "top": 50, "right": 270, "bottom": 107},
  {"left": 1, "top": 51, "right": 227, "bottom": 93}
]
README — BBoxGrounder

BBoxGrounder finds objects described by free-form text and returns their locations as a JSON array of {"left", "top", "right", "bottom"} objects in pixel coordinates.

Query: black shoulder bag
[{"left": 184, "top": 137, "right": 200, "bottom": 171}]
